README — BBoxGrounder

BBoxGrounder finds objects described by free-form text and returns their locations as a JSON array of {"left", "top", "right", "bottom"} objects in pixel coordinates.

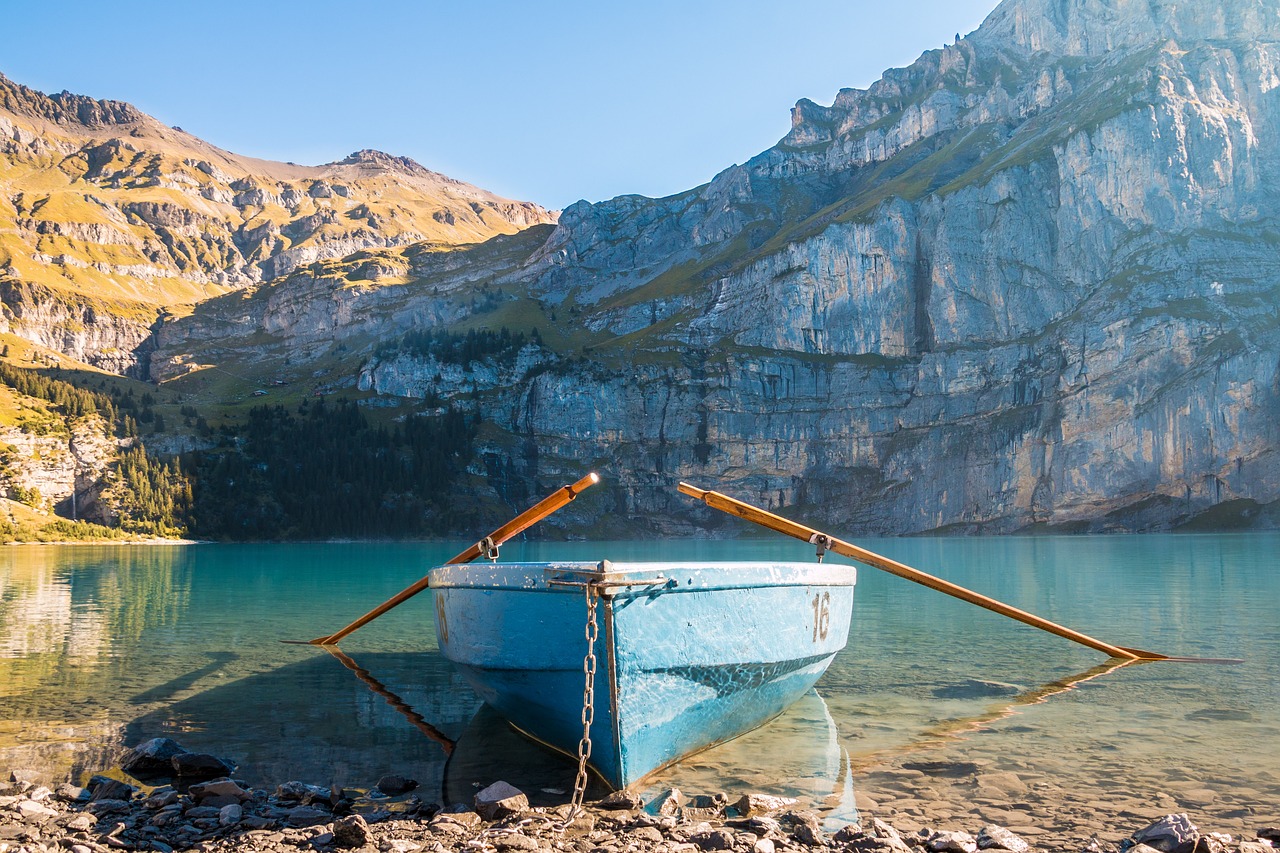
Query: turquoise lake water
[{"left": 0, "top": 535, "right": 1276, "bottom": 833}]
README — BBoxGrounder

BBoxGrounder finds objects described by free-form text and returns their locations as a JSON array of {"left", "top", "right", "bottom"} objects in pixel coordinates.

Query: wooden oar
[
  {"left": 301, "top": 472, "right": 600, "bottom": 646},
  {"left": 678, "top": 482, "right": 1238, "bottom": 663}
]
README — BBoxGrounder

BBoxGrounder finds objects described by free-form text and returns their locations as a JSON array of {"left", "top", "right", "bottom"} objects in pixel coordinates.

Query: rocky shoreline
[{"left": 2, "top": 740, "right": 1277, "bottom": 853}]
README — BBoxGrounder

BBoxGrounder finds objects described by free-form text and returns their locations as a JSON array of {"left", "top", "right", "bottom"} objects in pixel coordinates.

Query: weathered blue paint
[{"left": 428, "top": 560, "right": 855, "bottom": 789}]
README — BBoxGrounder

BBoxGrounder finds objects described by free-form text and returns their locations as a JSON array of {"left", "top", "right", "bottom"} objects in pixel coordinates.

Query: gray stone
[
  {"left": 928, "top": 830, "right": 979, "bottom": 853},
  {"left": 692, "top": 829, "right": 737, "bottom": 850},
  {"left": 375, "top": 774, "right": 418, "bottom": 796},
  {"left": 977, "top": 825, "right": 1030, "bottom": 853},
  {"left": 89, "top": 777, "right": 137, "bottom": 802},
  {"left": 184, "top": 806, "right": 222, "bottom": 819},
  {"left": 1133, "top": 814, "right": 1200, "bottom": 853},
  {"left": 495, "top": 831, "right": 540, "bottom": 851},
  {"left": 54, "top": 784, "right": 90, "bottom": 803},
  {"left": 647, "top": 788, "right": 684, "bottom": 817},
  {"left": 734, "top": 794, "right": 798, "bottom": 817},
  {"left": 275, "top": 781, "right": 331, "bottom": 802},
  {"left": 597, "top": 790, "right": 643, "bottom": 810},
  {"left": 1239, "top": 844, "right": 1274, "bottom": 853},
  {"left": 629, "top": 827, "right": 665, "bottom": 843},
  {"left": 170, "top": 752, "right": 236, "bottom": 778},
  {"left": 745, "top": 816, "right": 783, "bottom": 836},
  {"left": 86, "top": 798, "right": 131, "bottom": 815},
  {"left": 286, "top": 805, "right": 332, "bottom": 827},
  {"left": 188, "top": 778, "right": 251, "bottom": 803},
  {"left": 121, "top": 738, "right": 189, "bottom": 775},
  {"left": 332, "top": 814, "right": 372, "bottom": 848},
  {"left": 689, "top": 793, "right": 730, "bottom": 810},
  {"left": 143, "top": 788, "right": 179, "bottom": 809},
  {"left": 16, "top": 798, "right": 58, "bottom": 821},
  {"left": 218, "top": 803, "right": 243, "bottom": 826},
  {"left": 431, "top": 811, "right": 483, "bottom": 834},
  {"left": 474, "top": 781, "right": 528, "bottom": 820}
]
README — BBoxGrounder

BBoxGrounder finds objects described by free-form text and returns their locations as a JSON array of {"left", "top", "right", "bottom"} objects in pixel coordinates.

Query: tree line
[
  {"left": 0, "top": 364, "right": 477, "bottom": 540},
  {"left": 189, "top": 399, "right": 476, "bottom": 539},
  {"left": 376, "top": 326, "right": 541, "bottom": 366}
]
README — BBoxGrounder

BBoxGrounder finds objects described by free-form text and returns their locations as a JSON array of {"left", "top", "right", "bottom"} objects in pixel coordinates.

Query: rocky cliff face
[
  {"left": 141, "top": 0, "right": 1280, "bottom": 533},
  {"left": 0, "top": 74, "right": 556, "bottom": 375},
  {"left": 0, "top": 413, "right": 120, "bottom": 525}
]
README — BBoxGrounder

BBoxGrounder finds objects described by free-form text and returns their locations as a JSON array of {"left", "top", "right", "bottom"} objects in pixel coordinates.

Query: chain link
[{"left": 556, "top": 581, "right": 598, "bottom": 831}]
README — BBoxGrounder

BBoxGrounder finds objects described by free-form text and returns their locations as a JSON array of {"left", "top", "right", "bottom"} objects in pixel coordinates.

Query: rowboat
[
  {"left": 428, "top": 559, "right": 855, "bottom": 790},
  {"left": 306, "top": 476, "right": 1221, "bottom": 796}
]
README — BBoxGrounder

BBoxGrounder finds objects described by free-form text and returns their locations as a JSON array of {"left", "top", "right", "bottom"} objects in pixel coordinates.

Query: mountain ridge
[{"left": 0, "top": 72, "right": 556, "bottom": 377}]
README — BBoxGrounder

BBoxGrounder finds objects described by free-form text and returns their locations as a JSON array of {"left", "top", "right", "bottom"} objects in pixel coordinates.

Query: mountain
[
  {"left": 134, "top": 0, "right": 1280, "bottom": 536},
  {"left": 0, "top": 73, "right": 555, "bottom": 374},
  {"left": 8, "top": 0, "right": 1280, "bottom": 538},
  {"left": 0, "top": 73, "right": 553, "bottom": 536}
]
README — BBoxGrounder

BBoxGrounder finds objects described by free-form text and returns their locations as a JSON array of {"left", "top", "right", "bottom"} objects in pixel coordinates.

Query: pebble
[
  {"left": 475, "top": 781, "right": 529, "bottom": 820},
  {"left": 976, "top": 824, "right": 1030, "bottom": 853},
  {"left": 375, "top": 775, "right": 418, "bottom": 796},
  {"left": 0, "top": 752, "right": 1273, "bottom": 853},
  {"left": 332, "top": 814, "right": 372, "bottom": 848},
  {"left": 287, "top": 805, "right": 332, "bottom": 827}
]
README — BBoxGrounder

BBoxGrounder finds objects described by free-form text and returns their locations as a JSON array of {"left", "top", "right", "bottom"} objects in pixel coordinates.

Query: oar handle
[
  {"left": 678, "top": 482, "right": 1153, "bottom": 661},
  {"left": 311, "top": 473, "right": 600, "bottom": 645}
]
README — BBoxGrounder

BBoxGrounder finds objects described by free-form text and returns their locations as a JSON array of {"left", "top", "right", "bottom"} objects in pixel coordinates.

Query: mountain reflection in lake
[{"left": 127, "top": 652, "right": 478, "bottom": 790}]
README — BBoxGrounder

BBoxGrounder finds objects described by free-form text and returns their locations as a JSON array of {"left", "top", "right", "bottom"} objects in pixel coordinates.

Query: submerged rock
[
  {"left": 121, "top": 738, "right": 189, "bottom": 775},
  {"left": 375, "top": 774, "right": 418, "bottom": 796},
  {"left": 87, "top": 778, "right": 137, "bottom": 802},
  {"left": 170, "top": 752, "right": 236, "bottom": 779}
]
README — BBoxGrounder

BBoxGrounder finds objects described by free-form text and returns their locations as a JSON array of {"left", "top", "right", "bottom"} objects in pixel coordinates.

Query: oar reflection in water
[
  {"left": 322, "top": 646, "right": 455, "bottom": 756},
  {"left": 846, "top": 658, "right": 1140, "bottom": 773}
]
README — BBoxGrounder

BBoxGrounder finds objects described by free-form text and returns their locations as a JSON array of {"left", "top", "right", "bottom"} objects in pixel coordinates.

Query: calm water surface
[{"left": 1, "top": 535, "right": 1276, "bottom": 833}]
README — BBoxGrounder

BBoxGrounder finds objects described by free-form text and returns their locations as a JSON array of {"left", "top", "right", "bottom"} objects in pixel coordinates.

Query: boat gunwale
[{"left": 427, "top": 560, "right": 857, "bottom": 594}]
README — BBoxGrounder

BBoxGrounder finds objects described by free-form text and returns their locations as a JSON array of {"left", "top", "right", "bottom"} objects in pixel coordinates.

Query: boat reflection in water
[
  {"left": 333, "top": 649, "right": 1142, "bottom": 828},
  {"left": 332, "top": 643, "right": 856, "bottom": 824},
  {"left": 444, "top": 689, "right": 855, "bottom": 823}
]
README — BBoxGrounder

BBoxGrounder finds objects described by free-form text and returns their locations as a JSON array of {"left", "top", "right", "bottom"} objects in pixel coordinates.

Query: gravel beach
[{"left": 1, "top": 739, "right": 1276, "bottom": 853}]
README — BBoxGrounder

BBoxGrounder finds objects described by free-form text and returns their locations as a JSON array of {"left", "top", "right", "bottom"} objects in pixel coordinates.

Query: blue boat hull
[{"left": 429, "top": 561, "right": 855, "bottom": 789}]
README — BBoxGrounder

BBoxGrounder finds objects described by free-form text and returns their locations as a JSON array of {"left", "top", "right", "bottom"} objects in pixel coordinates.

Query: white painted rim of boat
[{"left": 427, "top": 560, "right": 856, "bottom": 591}]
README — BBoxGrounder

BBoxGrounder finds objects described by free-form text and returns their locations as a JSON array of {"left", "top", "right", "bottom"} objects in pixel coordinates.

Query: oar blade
[
  {"left": 678, "top": 482, "right": 1240, "bottom": 664},
  {"left": 1118, "top": 646, "right": 1243, "bottom": 664}
]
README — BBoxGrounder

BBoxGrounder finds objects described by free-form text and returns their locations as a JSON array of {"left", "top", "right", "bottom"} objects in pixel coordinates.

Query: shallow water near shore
[{"left": 1, "top": 535, "right": 1276, "bottom": 839}]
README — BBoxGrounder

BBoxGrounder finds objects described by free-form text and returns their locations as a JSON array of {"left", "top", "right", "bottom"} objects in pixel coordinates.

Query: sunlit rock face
[
  {"left": 0, "top": 75, "right": 556, "bottom": 376},
  {"left": 160, "top": 0, "right": 1280, "bottom": 533}
]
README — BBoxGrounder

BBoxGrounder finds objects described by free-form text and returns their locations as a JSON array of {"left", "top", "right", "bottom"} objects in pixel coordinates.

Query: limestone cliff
[
  {"left": 139, "top": 0, "right": 1280, "bottom": 532},
  {"left": 0, "top": 411, "right": 120, "bottom": 525}
]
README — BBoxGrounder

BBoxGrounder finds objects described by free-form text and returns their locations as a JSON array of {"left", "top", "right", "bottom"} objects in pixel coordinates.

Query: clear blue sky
[{"left": 1, "top": 0, "right": 998, "bottom": 210}]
